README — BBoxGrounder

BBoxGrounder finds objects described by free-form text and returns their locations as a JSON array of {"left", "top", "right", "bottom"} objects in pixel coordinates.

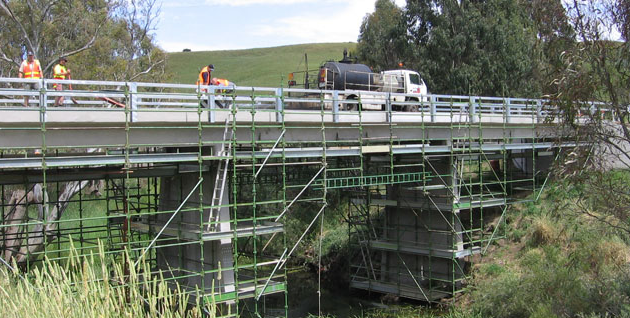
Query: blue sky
[{"left": 156, "top": 0, "right": 406, "bottom": 52}]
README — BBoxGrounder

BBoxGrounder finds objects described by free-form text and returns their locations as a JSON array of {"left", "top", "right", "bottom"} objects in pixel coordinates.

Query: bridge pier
[
  {"left": 346, "top": 144, "right": 558, "bottom": 302},
  {"left": 151, "top": 153, "right": 235, "bottom": 304},
  {"left": 349, "top": 156, "right": 472, "bottom": 300}
]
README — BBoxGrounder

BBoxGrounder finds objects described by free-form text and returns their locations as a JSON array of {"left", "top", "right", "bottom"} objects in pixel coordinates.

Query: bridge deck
[{"left": 0, "top": 77, "right": 560, "bottom": 150}]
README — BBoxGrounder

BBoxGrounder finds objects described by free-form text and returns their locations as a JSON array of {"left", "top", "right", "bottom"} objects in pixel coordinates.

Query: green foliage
[
  {"left": 342, "top": 306, "right": 482, "bottom": 318},
  {"left": 0, "top": 244, "right": 209, "bottom": 318},
  {"left": 0, "top": 0, "right": 168, "bottom": 82},
  {"left": 356, "top": 0, "right": 409, "bottom": 71},
  {"left": 165, "top": 42, "right": 356, "bottom": 87},
  {"left": 0, "top": 0, "right": 111, "bottom": 76},
  {"left": 523, "top": 0, "right": 575, "bottom": 95},
  {"left": 355, "top": 0, "right": 578, "bottom": 97},
  {"left": 465, "top": 173, "right": 630, "bottom": 318},
  {"left": 477, "top": 263, "right": 505, "bottom": 277},
  {"left": 406, "top": 0, "right": 541, "bottom": 97}
]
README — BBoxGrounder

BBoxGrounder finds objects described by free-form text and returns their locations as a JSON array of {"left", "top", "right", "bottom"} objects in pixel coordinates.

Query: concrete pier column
[
  {"left": 356, "top": 157, "right": 467, "bottom": 301},
  {"left": 153, "top": 153, "right": 234, "bottom": 299}
]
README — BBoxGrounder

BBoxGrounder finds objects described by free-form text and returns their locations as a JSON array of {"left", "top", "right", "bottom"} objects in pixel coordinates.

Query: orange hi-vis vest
[
  {"left": 21, "top": 60, "right": 42, "bottom": 79},
  {"left": 214, "top": 78, "right": 230, "bottom": 86},
  {"left": 197, "top": 66, "right": 211, "bottom": 85}
]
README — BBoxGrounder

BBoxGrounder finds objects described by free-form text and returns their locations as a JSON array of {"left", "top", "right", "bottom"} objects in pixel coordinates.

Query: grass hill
[{"left": 165, "top": 42, "right": 357, "bottom": 87}]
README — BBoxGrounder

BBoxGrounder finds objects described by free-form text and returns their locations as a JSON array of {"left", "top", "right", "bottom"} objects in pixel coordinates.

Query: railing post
[
  {"left": 430, "top": 95, "right": 436, "bottom": 123},
  {"left": 469, "top": 96, "right": 477, "bottom": 123},
  {"left": 39, "top": 78, "right": 47, "bottom": 122},
  {"left": 128, "top": 82, "right": 138, "bottom": 122},
  {"left": 333, "top": 90, "right": 339, "bottom": 123},
  {"left": 208, "top": 87, "right": 216, "bottom": 123},
  {"left": 276, "top": 87, "right": 284, "bottom": 123},
  {"left": 505, "top": 97, "right": 511, "bottom": 124},
  {"left": 385, "top": 92, "right": 391, "bottom": 123},
  {"left": 536, "top": 100, "right": 542, "bottom": 123}
]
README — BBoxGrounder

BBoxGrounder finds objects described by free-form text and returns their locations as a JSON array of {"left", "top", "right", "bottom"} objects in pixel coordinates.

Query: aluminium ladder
[{"left": 207, "top": 119, "right": 233, "bottom": 232}]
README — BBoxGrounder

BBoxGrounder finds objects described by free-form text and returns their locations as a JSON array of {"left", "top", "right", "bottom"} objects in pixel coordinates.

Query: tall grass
[{"left": 0, "top": 242, "right": 211, "bottom": 318}]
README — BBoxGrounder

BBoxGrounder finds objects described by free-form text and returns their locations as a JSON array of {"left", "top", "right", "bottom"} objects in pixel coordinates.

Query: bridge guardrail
[{"left": 0, "top": 77, "right": 613, "bottom": 124}]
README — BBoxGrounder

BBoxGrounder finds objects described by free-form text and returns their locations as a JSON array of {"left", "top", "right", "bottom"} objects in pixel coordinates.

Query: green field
[{"left": 165, "top": 42, "right": 357, "bottom": 87}]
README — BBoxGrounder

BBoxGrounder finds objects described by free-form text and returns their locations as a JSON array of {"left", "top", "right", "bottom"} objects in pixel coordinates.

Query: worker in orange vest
[
  {"left": 197, "top": 64, "right": 214, "bottom": 107},
  {"left": 197, "top": 64, "right": 214, "bottom": 86},
  {"left": 18, "top": 51, "right": 42, "bottom": 107},
  {"left": 53, "top": 57, "right": 71, "bottom": 106}
]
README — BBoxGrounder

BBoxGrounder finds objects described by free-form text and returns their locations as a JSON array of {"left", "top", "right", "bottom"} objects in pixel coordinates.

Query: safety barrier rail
[{"left": 0, "top": 77, "right": 613, "bottom": 124}]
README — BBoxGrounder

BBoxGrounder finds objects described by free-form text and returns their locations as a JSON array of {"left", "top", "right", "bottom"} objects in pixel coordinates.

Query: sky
[{"left": 156, "top": 0, "right": 406, "bottom": 52}]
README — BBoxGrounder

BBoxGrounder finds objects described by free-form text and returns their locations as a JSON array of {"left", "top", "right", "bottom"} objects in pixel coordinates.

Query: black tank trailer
[{"left": 318, "top": 61, "right": 377, "bottom": 91}]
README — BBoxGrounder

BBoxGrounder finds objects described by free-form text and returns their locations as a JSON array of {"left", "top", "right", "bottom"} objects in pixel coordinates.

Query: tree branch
[
  {"left": 129, "top": 58, "right": 164, "bottom": 81},
  {"left": 0, "top": 0, "right": 35, "bottom": 52},
  {"left": 42, "top": 22, "right": 104, "bottom": 72}
]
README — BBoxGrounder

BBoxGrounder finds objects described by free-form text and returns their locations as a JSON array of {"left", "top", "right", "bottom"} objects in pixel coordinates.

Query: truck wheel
[
  {"left": 345, "top": 97, "right": 359, "bottom": 111},
  {"left": 404, "top": 105, "right": 419, "bottom": 112},
  {"left": 404, "top": 98, "right": 420, "bottom": 112}
]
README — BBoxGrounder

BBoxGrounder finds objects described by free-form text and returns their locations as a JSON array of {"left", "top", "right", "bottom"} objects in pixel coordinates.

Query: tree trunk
[{"left": 1, "top": 181, "right": 91, "bottom": 267}]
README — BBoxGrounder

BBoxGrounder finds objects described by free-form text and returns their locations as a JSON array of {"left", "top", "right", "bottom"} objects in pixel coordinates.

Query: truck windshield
[{"left": 409, "top": 73, "right": 422, "bottom": 85}]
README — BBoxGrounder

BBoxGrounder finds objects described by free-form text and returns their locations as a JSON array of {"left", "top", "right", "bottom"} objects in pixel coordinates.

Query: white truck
[{"left": 317, "top": 60, "right": 428, "bottom": 111}]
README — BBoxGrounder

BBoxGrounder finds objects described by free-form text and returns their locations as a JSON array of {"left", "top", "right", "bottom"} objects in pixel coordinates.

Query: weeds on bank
[
  {"left": 466, "top": 175, "right": 630, "bottom": 318},
  {"left": 0, "top": 242, "right": 213, "bottom": 318}
]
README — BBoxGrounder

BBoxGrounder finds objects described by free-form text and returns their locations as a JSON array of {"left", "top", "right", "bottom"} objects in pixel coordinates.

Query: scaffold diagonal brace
[{"left": 275, "top": 164, "right": 326, "bottom": 222}]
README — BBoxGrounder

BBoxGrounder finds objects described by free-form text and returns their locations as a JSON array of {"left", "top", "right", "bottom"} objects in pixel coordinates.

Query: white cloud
[
  {"left": 204, "top": 0, "right": 406, "bottom": 8},
  {"left": 203, "top": 0, "right": 326, "bottom": 6},
  {"left": 251, "top": 0, "right": 377, "bottom": 42}
]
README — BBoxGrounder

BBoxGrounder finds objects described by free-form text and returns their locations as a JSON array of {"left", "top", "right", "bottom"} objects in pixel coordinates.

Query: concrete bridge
[{"left": 0, "top": 77, "right": 564, "bottom": 317}]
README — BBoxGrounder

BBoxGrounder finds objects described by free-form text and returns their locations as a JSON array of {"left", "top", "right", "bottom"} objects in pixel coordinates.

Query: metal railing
[{"left": 0, "top": 77, "right": 612, "bottom": 124}]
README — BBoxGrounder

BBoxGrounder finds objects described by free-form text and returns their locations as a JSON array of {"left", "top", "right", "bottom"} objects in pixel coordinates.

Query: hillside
[{"left": 165, "top": 42, "right": 357, "bottom": 87}]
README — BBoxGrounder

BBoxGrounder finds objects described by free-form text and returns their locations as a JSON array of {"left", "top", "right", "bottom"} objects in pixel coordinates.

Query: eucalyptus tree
[
  {"left": 356, "top": 0, "right": 409, "bottom": 71},
  {"left": 551, "top": 0, "right": 630, "bottom": 236},
  {"left": 404, "top": 0, "right": 541, "bottom": 97},
  {"left": 0, "top": 0, "right": 167, "bottom": 81},
  {"left": 0, "top": 0, "right": 168, "bottom": 268},
  {"left": 357, "top": 0, "right": 544, "bottom": 97}
]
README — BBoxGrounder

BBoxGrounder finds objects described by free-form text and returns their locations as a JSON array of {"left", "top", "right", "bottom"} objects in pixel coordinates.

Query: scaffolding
[{"left": 0, "top": 77, "right": 558, "bottom": 316}]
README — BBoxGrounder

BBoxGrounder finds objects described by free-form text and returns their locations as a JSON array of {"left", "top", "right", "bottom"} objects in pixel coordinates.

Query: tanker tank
[{"left": 320, "top": 62, "right": 377, "bottom": 91}]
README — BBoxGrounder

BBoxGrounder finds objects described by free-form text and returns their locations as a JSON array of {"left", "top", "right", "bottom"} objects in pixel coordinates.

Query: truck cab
[{"left": 382, "top": 70, "right": 428, "bottom": 97}]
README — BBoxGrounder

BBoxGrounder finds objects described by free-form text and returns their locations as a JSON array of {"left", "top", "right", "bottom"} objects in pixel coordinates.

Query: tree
[
  {"left": 0, "top": 0, "right": 167, "bottom": 82},
  {"left": 1, "top": 181, "right": 93, "bottom": 266},
  {"left": 523, "top": 0, "right": 575, "bottom": 94},
  {"left": 405, "top": 0, "right": 541, "bottom": 97},
  {"left": 0, "top": 0, "right": 111, "bottom": 76},
  {"left": 357, "top": 0, "right": 545, "bottom": 97},
  {"left": 71, "top": 0, "right": 167, "bottom": 82},
  {"left": 0, "top": 0, "right": 168, "bottom": 268},
  {"left": 356, "top": 0, "right": 409, "bottom": 71},
  {"left": 551, "top": 0, "right": 630, "bottom": 235}
]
